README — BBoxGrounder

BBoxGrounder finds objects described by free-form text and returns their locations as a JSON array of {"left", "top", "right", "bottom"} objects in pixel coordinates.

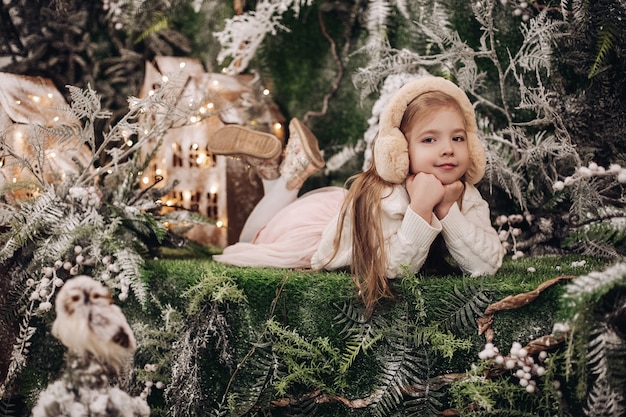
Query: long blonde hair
[{"left": 332, "top": 91, "right": 466, "bottom": 314}]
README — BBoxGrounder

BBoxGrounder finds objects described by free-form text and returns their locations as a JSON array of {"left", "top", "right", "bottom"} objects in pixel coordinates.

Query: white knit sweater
[{"left": 311, "top": 183, "right": 505, "bottom": 278}]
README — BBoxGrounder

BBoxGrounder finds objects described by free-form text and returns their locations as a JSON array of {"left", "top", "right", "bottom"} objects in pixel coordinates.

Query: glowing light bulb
[
  {"left": 142, "top": 176, "right": 149, "bottom": 184},
  {"left": 263, "top": 89, "right": 270, "bottom": 96}
]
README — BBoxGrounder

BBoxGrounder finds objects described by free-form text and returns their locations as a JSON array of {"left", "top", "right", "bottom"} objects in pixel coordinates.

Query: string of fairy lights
[{"left": 1, "top": 66, "right": 285, "bottom": 243}]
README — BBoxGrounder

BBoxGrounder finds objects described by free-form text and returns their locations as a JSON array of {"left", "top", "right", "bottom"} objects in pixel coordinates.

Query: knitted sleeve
[
  {"left": 382, "top": 206, "right": 441, "bottom": 278},
  {"left": 439, "top": 185, "right": 505, "bottom": 276}
]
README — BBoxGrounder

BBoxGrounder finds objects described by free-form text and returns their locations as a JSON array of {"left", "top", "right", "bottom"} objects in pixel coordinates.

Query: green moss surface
[{"left": 134, "top": 253, "right": 611, "bottom": 416}]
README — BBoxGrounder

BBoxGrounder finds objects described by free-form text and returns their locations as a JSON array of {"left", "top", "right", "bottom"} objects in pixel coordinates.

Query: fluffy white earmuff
[{"left": 373, "top": 76, "right": 486, "bottom": 185}]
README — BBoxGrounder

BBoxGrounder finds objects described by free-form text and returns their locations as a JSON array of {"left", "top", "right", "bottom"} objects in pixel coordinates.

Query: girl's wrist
[
  {"left": 434, "top": 203, "right": 452, "bottom": 219},
  {"left": 410, "top": 204, "right": 433, "bottom": 223}
]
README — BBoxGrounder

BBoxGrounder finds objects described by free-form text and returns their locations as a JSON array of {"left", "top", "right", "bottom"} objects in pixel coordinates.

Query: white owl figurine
[{"left": 52, "top": 275, "right": 137, "bottom": 373}]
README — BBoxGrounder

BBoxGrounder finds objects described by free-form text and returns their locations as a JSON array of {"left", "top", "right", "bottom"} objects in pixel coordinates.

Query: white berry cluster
[
  {"left": 100, "top": 254, "right": 131, "bottom": 301},
  {"left": 101, "top": 0, "right": 128, "bottom": 30},
  {"left": 499, "top": 0, "right": 534, "bottom": 21},
  {"left": 495, "top": 213, "right": 534, "bottom": 259},
  {"left": 68, "top": 186, "right": 101, "bottom": 208},
  {"left": 553, "top": 162, "right": 626, "bottom": 191},
  {"left": 478, "top": 342, "right": 548, "bottom": 393},
  {"left": 30, "top": 245, "right": 130, "bottom": 311},
  {"left": 30, "top": 245, "right": 88, "bottom": 311},
  {"left": 140, "top": 363, "right": 165, "bottom": 400},
  {"left": 28, "top": 271, "right": 64, "bottom": 312}
]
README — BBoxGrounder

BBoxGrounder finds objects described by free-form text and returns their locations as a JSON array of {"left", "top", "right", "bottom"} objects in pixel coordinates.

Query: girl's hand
[
  {"left": 434, "top": 180, "right": 464, "bottom": 219},
  {"left": 406, "top": 172, "right": 444, "bottom": 223}
]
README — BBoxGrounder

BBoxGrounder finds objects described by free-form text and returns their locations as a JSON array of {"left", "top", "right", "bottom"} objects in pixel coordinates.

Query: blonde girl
[{"left": 209, "top": 76, "right": 504, "bottom": 313}]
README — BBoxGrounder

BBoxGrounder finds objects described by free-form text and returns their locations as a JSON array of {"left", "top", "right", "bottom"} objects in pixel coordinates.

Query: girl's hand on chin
[
  {"left": 406, "top": 172, "right": 444, "bottom": 222},
  {"left": 434, "top": 180, "right": 465, "bottom": 219}
]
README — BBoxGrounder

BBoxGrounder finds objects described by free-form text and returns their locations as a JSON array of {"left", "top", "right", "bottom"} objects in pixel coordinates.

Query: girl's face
[{"left": 405, "top": 106, "right": 470, "bottom": 185}]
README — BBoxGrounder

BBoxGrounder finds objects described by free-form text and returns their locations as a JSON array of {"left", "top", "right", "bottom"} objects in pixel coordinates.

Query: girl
[{"left": 208, "top": 76, "right": 504, "bottom": 313}]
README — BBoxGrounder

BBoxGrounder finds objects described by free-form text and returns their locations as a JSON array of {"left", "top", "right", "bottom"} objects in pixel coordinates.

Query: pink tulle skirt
[{"left": 213, "top": 186, "right": 346, "bottom": 268}]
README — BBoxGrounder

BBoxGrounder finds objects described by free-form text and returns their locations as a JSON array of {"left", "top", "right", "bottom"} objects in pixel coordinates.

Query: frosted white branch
[{"left": 214, "top": 0, "right": 313, "bottom": 74}]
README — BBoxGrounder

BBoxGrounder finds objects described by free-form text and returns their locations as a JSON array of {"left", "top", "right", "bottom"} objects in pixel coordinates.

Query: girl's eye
[
  {"left": 422, "top": 137, "right": 435, "bottom": 143},
  {"left": 453, "top": 136, "right": 466, "bottom": 142}
]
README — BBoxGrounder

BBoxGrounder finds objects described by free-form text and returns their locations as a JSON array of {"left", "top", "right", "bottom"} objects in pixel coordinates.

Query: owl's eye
[
  {"left": 71, "top": 295, "right": 81, "bottom": 302},
  {"left": 92, "top": 293, "right": 101, "bottom": 299}
]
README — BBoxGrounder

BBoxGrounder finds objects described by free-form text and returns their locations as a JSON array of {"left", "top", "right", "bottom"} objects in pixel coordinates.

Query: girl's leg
[
  {"left": 238, "top": 176, "right": 298, "bottom": 242},
  {"left": 240, "top": 119, "right": 325, "bottom": 241},
  {"left": 208, "top": 119, "right": 325, "bottom": 242}
]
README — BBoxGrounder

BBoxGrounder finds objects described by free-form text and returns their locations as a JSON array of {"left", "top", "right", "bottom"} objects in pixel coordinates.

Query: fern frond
[
  {"left": 334, "top": 302, "right": 369, "bottom": 334},
  {"left": 484, "top": 139, "right": 528, "bottom": 210},
  {"left": 369, "top": 315, "right": 429, "bottom": 417},
  {"left": 32, "top": 208, "right": 104, "bottom": 263},
  {"left": 0, "top": 399, "right": 18, "bottom": 417},
  {"left": 287, "top": 396, "right": 318, "bottom": 417},
  {"left": 561, "top": 262, "right": 626, "bottom": 314},
  {"left": 265, "top": 319, "right": 340, "bottom": 395},
  {"left": 588, "top": 22, "right": 617, "bottom": 78},
  {"left": 338, "top": 322, "right": 383, "bottom": 375},
  {"left": 564, "top": 220, "right": 626, "bottom": 258},
  {"left": 517, "top": 10, "right": 563, "bottom": 73},
  {"left": 226, "top": 343, "right": 278, "bottom": 416},
  {"left": 183, "top": 271, "right": 246, "bottom": 315},
  {"left": 66, "top": 84, "right": 112, "bottom": 121},
  {"left": 112, "top": 248, "right": 147, "bottom": 304},
  {"left": 411, "top": 325, "right": 438, "bottom": 348},
  {"left": 585, "top": 376, "right": 625, "bottom": 417},
  {"left": 366, "top": 0, "right": 392, "bottom": 34},
  {"left": 0, "top": 187, "right": 65, "bottom": 263},
  {"left": 0, "top": 278, "right": 29, "bottom": 326},
  {"left": 587, "top": 320, "right": 626, "bottom": 387},
  {"left": 135, "top": 14, "right": 169, "bottom": 44},
  {"left": 433, "top": 281, "right": 492, "bottom": 333},
  {"left": 404, "top": 382, "right": 446, "bottom": 417}
]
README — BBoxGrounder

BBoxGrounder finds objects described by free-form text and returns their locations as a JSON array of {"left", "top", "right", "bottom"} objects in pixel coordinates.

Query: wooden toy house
[
  {"left": 138, "top": 56, "right": 286, "bottom": 247},
  {"left": 0, "top": 72, "right": 90, "bottom": 200}
]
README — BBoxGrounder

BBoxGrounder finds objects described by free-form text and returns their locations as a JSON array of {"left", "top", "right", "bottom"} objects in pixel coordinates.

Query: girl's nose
[{"left": 440, "top": 139, "right": 454, "bottom": 155}]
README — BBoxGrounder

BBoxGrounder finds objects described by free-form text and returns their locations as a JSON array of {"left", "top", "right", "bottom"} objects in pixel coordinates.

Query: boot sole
[
  {"left": 289, "top": 118, "right": 325, "bottom": 169},
  {"left": 209, "top": 125, "right": 282, "bottom": 159}
]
